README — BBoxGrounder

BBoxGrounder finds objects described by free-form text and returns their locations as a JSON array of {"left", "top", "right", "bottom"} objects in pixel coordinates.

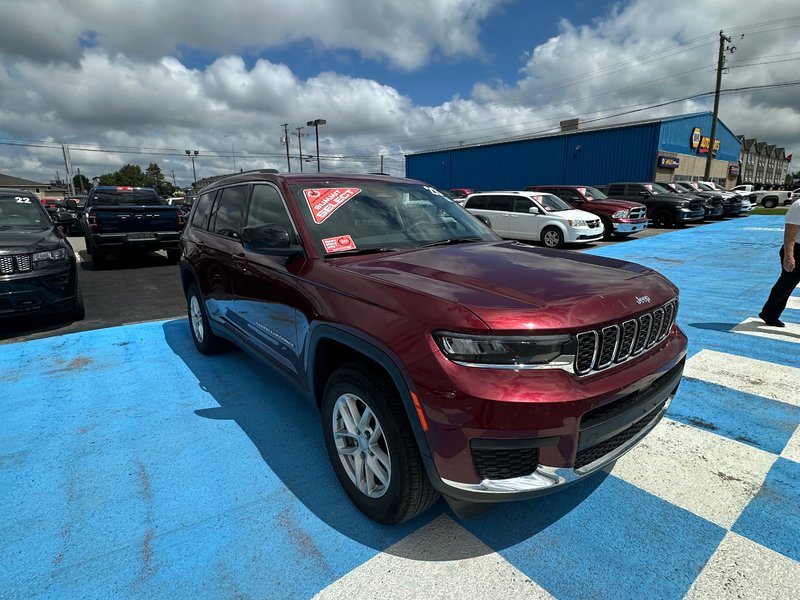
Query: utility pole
[
  {"left": 61, "top": 144, "right": 76, "bottom": 195},
  {"left": 171, "top": 170, "right": 176, "bottom": 186},
  {"left": 293, "top": 126, "right": 306, "bottom": 173},
  {"left": 281, "top": 124, "right": 291, "bottom": 172},
  {"left": 704, "top": 30, "right": 733, "bottom": 181},
  {"left": 77, "top": 167, "right": 84, "bottom": 194},
  {"left": 380, "top": 155, "right": 384, "bottom": 174}
]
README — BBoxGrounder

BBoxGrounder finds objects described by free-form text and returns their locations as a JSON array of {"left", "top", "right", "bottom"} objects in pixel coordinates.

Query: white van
[{"left": 464, "top": 190, "right": 604, "bottom": 248}]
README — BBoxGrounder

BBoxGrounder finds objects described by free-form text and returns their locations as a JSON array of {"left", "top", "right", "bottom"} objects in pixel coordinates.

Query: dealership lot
[{"left": 2, "top": 216, "right": 798, "bottom": 599}]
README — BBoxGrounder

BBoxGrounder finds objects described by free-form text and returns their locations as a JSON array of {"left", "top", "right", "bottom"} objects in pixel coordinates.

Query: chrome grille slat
[
  {"left": 15, "top": 255, "right": 32, "bottom": 272},
  {"left": 0, "top": 256, "right": 13, "bottom": 274},
  {"left": 0, "top": 254, "right": 32, "bottom": 274},
  {"left": 596, "top": 325, "right": 619, "bottom": 369},
  {"left": 572, "top": 301, "right": 677, "bottom": 376}
]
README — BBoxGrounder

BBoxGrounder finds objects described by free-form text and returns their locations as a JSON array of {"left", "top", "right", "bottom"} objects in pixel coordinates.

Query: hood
[
  {"left": 557, "top": 208, "right": 601, "bottom": 222},
  {"left": 0, "top": 226, "right": 62, "bottom": 254},
  {"left": 338, "top": 241, "right": 678, "bottom": 331},
  {"left": 588, "top": 198, "right": 646, "bottom": 212}
]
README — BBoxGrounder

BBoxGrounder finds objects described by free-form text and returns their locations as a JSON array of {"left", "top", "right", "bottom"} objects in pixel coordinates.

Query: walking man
[{"left": 759, "top": 197, "right": 800, "bottom": 327}]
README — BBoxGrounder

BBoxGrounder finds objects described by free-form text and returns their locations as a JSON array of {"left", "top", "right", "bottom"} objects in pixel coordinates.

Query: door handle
[{"left": 232, "top": 255, "right": 248, "bottom": 269}]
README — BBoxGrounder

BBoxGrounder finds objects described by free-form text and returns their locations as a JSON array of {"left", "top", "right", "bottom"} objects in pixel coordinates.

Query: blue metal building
[{"left": 405, "top": 111, "right": 742, "bottom": 191}]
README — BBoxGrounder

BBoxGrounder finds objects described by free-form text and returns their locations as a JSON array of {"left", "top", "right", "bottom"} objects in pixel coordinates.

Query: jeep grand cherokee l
[{"left": 180, "top": 172, "right": 687, "bottom": 524}]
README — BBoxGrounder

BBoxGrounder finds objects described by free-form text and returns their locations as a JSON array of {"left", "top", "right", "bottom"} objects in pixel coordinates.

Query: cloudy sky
[{"left": 1, "top": 0, "right": 799, "bottom": 188}]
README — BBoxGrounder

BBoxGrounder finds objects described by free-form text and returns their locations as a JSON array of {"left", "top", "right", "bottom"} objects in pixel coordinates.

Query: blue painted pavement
[{"left": 1, "top": 216, "right": 798, "bottom": 599}]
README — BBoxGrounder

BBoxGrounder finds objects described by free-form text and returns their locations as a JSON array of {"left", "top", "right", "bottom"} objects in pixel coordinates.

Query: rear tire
[
  {"left": 541, "top": 226, "right": 564, "bottom": 248},
  {"left": 321, "top": 362, "right": 439, "bottom": 524},
  {"left": 91, "top": 248, "right": 107, "bottom": 269},
  {"left": 186, "top": 283, "right": 227, "bottom": 354},
  {"left": 762, "top": 196, "right": 778, "bottom": 209}
]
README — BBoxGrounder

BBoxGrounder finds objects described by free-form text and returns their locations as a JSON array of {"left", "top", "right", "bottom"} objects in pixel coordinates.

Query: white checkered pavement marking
[
  {"left": 788, "top": 295, "right": 800, "bottom": 311},
  {"left": 682, "top": 349, "right": 800, "bottom": 407},
  {"left": 684, "top": 531, "right": 800, "bottom": 600},
  {"left": 732, "top": 317, "right": 800, "bottom": 343},
  {"left": 782, "top": 427, "right": 800, "bottom": 463},
  {"left": 312, "top": 514, "right": 555, "bottom": 600},
  {"left": 611, "top": 419, "right": 776, "bottom": 529}
]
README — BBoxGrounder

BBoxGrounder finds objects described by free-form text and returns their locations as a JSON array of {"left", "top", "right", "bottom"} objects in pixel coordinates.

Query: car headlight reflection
[
  {"left": 433, "top": 331, "right": 575, "bottom": 367},
  {"left": 612, "top": 210, "right": 628, "bottom": 218}
]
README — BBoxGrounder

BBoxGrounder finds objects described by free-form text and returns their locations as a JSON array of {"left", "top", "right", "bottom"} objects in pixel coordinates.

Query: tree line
[{"left": 91, "top": 162, "right": 178, "bottom": 197}]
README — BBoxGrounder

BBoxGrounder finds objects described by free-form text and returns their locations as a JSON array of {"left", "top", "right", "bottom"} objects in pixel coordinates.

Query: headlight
[
  {"left": 612, "top": 210, "right": 628, "bottom": 218},
  {"left": 32, "top": 248, "right": 67, "bottom": 261},
  {"left": 433, "top": 331, "right": 574, "bottom": 367},
  {"left": 567, "top": 219, "right": 587, "bottom": 227},
  {"left": 678, "top": 202, "right": 689, "bottom": 208}
]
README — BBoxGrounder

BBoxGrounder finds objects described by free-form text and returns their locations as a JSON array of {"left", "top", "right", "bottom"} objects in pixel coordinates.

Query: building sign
[
  {"left": 658, "top": 156, "right": 680, "bottom": 169},
  {"left": 691, "top": 127, "right": 701, "bottom": 149},
  {"left": 698, "top": 136, "right": 720, "bottom": 156},
  {"left": 728, "top": 163, "right": 740, "bottom": 176}
]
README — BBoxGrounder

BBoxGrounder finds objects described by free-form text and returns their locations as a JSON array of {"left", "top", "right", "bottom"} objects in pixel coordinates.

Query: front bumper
[
  {"left": 0, "top": 262, "right": 78, "bottom": 317},
  {"left": 613, "top": 219, "right": 648, "bottom": 234},
  {"left": 411, "top": 326, "right": 688, "bottom": 503},
  {"left": 676, "top": 209, "right": 705, "bottom": 223}
]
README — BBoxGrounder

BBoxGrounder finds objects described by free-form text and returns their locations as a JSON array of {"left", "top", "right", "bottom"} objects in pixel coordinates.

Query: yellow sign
[{"left": 691, "top": 127, "right": 701, "bottom": 149}]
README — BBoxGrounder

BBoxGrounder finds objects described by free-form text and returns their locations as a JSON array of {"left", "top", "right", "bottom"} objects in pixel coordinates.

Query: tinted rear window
[{"left": 91, "top": 189, "right": 162, "bottom": 205}]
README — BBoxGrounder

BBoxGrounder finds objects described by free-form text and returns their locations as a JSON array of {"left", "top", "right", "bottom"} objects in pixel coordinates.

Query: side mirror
[
  {"left": 242, "top": 224, "right": 303, "bottom": 256},
  {"left": 54, "top": 212, "right": 76, "bottom": 224}
]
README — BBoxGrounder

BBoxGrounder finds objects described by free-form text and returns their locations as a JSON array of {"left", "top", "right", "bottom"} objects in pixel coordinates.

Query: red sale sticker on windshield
[
  {"left": 304, "top": 188, "right": 361, "bottom": 224},
  {"left": 322, "top": 235, "right": 356, "bottom": 253}
]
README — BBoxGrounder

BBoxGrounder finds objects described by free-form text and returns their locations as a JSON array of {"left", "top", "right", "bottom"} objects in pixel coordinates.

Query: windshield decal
[
  {"left": 644, "top": 184, "right": 654, "bottom": 192},
  {"left": 322, "top": 235, "right": 357, "bottom": 253},
  {"left": 304, "top": 188, "right": 361, "bottom": 224}
]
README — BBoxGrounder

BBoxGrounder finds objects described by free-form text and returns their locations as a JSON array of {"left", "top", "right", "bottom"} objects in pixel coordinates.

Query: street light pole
[
  {"left": 185, "top": 149, "right": 199, "bottom": 185},
  {"left": 224, "top": 135, "right": 236, "bottom": 172},
  {"left": 306, "top": 118, "right": 326, "bottom": 172}
]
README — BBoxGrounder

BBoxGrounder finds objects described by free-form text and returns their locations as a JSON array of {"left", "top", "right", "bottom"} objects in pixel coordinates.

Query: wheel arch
[{"left": 307, "top": 324, "right": 433, "bottom": 461}]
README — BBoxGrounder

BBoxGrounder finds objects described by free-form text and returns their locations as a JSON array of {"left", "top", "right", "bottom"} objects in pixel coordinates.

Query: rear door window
[
  {"left": 464, "top": 195, "right": 488, "bottom": 210},
  {"left": 190, "top": 191, "right": 216, "bottom": 231},
  {"left": 487, "top": 195, "right": 513, "bottom": 211},
  {"left": 211, "top": 185, "right": 249, "bottom": 239},
  {"left": 606, "top": 184, "right": 626, "bottom": 196}
]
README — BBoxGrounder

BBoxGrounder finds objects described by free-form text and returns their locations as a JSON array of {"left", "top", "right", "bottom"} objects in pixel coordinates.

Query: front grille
[
  {"left": 689, "top": 200, "right": 702, "bottom": 211},
  {"left": 573, "top": 301, "right": 677, "bottom": 376},
  {"left": 0, "top": 254, "right": 32, "bottom": 274},
  {"left": 628, "top": 207, "right": 647, "bottom": 219},
  {"left": 588, "top": 219, "right": 601, "bottom": 229},
  {"left": 574, "top": 404, "right": 663, "bottom": 469},
  {"left": 472, "top": 446, "right": 539, "bottom": 480}
]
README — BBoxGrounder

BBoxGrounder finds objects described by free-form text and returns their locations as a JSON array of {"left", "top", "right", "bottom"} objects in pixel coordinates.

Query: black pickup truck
[{"left": 81, "top": 186, "right": 184, "bottom": 268}]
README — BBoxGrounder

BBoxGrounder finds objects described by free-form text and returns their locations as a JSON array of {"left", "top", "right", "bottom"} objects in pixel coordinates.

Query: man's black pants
[{"left": 761, "top": 243, "right": 800, "bottom": 321}]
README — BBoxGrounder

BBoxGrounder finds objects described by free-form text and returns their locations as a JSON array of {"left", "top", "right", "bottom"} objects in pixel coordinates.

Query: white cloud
[{"left": 0, "top": 0, "right": 798, "bottom": 186}]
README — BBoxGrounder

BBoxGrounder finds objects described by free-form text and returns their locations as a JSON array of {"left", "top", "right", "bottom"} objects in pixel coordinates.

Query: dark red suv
[{"left": 180, "top": 171, "right": 687, "bottom": 524}]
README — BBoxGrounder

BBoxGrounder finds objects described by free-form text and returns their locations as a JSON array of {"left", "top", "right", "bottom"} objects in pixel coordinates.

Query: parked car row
[{"left": 451, "top": 178, "right": 754, "bottom": 248}]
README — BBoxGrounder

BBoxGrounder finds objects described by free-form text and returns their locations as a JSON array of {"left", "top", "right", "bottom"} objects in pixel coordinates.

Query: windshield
[
  {"left": 91, "top": 188, "right": 162, "bottom": 205},
  {"left": 648, "top": 183, "right": 673, "bottom": 194},
  {"left": 696, "top": 182, "right": 714, "bottom": 191},
  {"left": 581, "top": 186, "right": 608, "bottom": 200},
  {"left": 0, "top": 192, "right": 48, "bottom": 227},
  {"left": 534, "top": 194, "right": 572, "bottom": 211},
  {"left": 289, "top": 181, "right": 498, "bottom": 255}
]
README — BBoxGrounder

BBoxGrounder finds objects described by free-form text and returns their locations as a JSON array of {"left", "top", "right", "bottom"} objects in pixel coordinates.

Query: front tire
[
  {"left": 541, "top": 226, "right": 564, "bottom": 248},
  {"left": 652, "top": 210, "right": 675, "bottom": 228},
  {"left": 321, "top": 362, "right": 439, "bottom": 524},
  {"left": 186, "top": 283, "right": 227, "bottom": 354}
]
